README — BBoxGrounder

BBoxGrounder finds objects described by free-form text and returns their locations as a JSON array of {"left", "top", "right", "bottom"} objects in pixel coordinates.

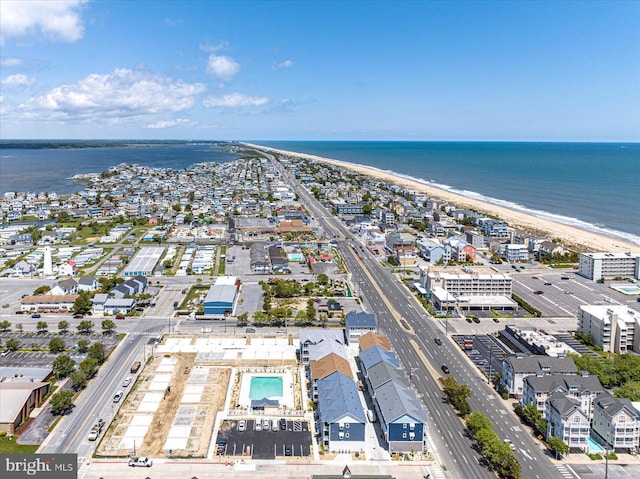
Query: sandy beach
[{"left": 246, "top": 144, "right": 639, "bottom": 253}]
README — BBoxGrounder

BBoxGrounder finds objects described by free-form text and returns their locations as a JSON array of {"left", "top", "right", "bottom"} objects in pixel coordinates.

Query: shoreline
[{"left": 246, "top": 143, "right": 639, "bottom": 253}]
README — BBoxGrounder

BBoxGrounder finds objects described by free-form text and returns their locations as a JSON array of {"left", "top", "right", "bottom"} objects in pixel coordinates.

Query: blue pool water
[
  {"left": 588, "top": 437, "right": 605, "bottom": 454},
  {"left": 249, "top": 376, "right": 283, "bottom": 400}
]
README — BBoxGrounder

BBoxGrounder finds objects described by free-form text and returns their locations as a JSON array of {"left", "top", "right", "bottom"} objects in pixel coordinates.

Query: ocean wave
[{"left": 336, "top": 161, "right": 640, "bottom": 247}]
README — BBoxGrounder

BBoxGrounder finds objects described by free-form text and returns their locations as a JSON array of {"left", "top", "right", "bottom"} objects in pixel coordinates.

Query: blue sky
[{"left": 1, "top": 0, "right": 638, "bottom": 141}]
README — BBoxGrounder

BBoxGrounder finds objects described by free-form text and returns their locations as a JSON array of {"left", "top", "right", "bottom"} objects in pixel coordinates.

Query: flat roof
[{"left": 123, "top": 246, "right": 165, "bottom": 275}]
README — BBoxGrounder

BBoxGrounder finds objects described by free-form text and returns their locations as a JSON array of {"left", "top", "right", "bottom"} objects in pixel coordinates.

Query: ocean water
[
  {"left": 1, "top": 140, "right": 638, "bottom": 245},
  {"left": 0, "top": 142, "right": 239, "bottom": 196},
  {"left": 255, "top": 141, "right": 640, "bottom": 245}
]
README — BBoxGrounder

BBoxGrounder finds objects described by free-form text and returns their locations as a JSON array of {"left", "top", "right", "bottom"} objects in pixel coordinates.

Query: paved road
[
  {"left": 276, "top": 154, "right": 565, "bottom": 479},
  {"left": 39, "top": 318, "right": 160, "bottom": 456}
]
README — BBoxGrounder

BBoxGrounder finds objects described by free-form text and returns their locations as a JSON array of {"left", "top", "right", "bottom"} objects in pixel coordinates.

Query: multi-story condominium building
[
  {"left": 444, "top": 237, "right": 477, "bottom": 262},
  {"left": 521, "top": 372, "right": 603, "bottom": 419},
  {"left": 421, "top": 266, "right": 516, "bottom": 313},
  {"left": 503, "top": 244, "right": 530, "bottom": 263},
  {"left": 578, "top": 305, "right": 640, "bottom": 354},
  {"left": 379, "top": 209, "right": 395, "bottom": 226},
  {"left": 592, "top": 392, "right": 640, "bottom": 453},
  {"left": 476, "top": 218, "right": 509, "bottom": 238},
  {"left": 501, "top": 355, "right": 578, "bottom": 397},
  {"left": 578, "top": 252, "right": 640, "bottom": 281},
  {"left": 546, "top": 392, "right": 590, "bottom": 450}
]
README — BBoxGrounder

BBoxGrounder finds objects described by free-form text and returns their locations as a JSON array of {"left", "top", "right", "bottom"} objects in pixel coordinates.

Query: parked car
[
  {"left": 31, "top": 313, "right": 41, "bottom": 318},
  {"left": 245, "top": 327, "right": 256, "bottom": 333},
  {"left": 238, "top": 420, "right": 246, "bottom": 432},
  {"left": 113, "top": 391, "right": 123, "bottom": 403},
  {"left": 564, "top": 290, "right": 574, "bottom": 295},
  {"left": 472, "top": 317, "right": 480, "bottom": 323},
  {"left": 128, "top": 457, "right": 152, "bottom": 467},
  {"left": 115, "top": 314, "right": 125, "bottom": 320},
  {"left": 255, "top": 421, "right": 262, "bottom": 431},
  {"left": 122, "top": 377, "right": 132, "bottom": 387},
  {"left": 73, "top": 314, "right": 83, "bottom": 319},
  {"left": 263, "top": 419, "right": 270, "bottom": 431},
  {"left": 280, "top": 418, "right": 287, "bottom": 430},
  {"left": 87, "top": 429, "right": 99, "bottom": 441},
  {"left": 544, "top": 281, "right": 552, "bottom": 285},
  {"left": 284, "top": 444, "right": 292, "bottom": 456},
  {"left": 493, "top": 318, "right": 500, "bottom": 323},
  {"left": 466, "top": 317, "right": 473, "bottom": 323}
]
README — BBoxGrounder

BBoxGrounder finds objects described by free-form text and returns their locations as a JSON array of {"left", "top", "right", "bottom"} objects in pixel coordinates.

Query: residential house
[
  {"left": 50, "top": 279, "right": 78, "bottom": 295},
  {"left": 592, "top": 392, "right": 640, "bottom": 452},
  {"left": 309, "top": 353, "right": 352, "bottom": 402},
  {"left": 58, "top": 259, "right": 79, "bottom": 276},
  {"left": 546, "top": 392, "right": 590, "bottom": 450},
  {"left": 521, "top": 373, "right": 603, "bottom": 419},
  {"left": 358, "top": 332, "right": 391, "bottom": 353},
  {"left": 345, "top": 311, "right": 377, "bottom": 345},
  {"left": 299, "top": 330, "right": 344, "bottom": 364},
  {"left": 103, "top": 298, "right": 136, "bottom": 315},
  {"left": 77, "top": 276, "right": 98, "bottom": 292},
  {"left": 501, "top": 355, "right": 578, "bottom": 398},
  {"left": 359, "top": 345, "right": 400, "bottom": 377}
]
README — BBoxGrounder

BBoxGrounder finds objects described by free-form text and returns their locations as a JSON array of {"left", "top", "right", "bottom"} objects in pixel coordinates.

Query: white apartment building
[
  {"left": 578, "top": 305, "right": 640, "bottom": 354},
  {"left": 421, "top": 266, "right": 516, "bottom": 312},
  {"left": 578, "top": 252, "right": 640, "bottom": 281},
  {"left": 546, "top": 392, "right": 590, "bottom": 450},
  {"left": 503, "top": 244, "right": 529, "bottom": 263}
]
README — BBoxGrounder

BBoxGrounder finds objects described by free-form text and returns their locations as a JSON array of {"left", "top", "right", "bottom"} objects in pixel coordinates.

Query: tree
[
  {"left": 497, "top": 453, "right": 522, "bottom": 479},
  {"left": 77, "top": 319, "right": 94, "bottom": 334},
  {"left": 50, "top": 390, "right": 74, "bottom": 415},
  {"left": 70, "top": 369, "right": 88, "bottom": 391},
  {"left": 306, "top": 298, "right": 316, "bottom": 322},
  {"left": 49, "top": 337, "right": 66, "bottom": 353},
  {"left": 33, "top": 285, "right": 51, "bottom": 295},
  {"left": 79, "top": 357, "right": 98, "bottom": 378},
  {"left": 317, "top": 273, "right": 329, "bottom": 285},
  {"left": 72, "top": 291, "right": 92, "bottom": 315},
  {"left": 5, "top": 338, "right": 21, "bottom": 351},
  {"left": 466, "top": 410, "right": 493, "bottom": 436},
  {"left": 88, "top": 342, "right": 105, "bottom": 364},
  {"left": 58, "top": 320, "right": 69, "bottom": 333},
  {"left": 76, "top": 339, "right": 90, "bottom": 353},
  {"left": 101, "top": 319, "right": 117, "bottom": 335},
  {"left": 442, "top": 377, "right": 473, "bottom": 416},
  {"left": 36, "top": 321, "right": 48, "bottom": 333},
  {"left": 614, "top": 380, "right": 640, "bottom": 401},
  {"left": 387, "top": 255, "right": 400, "bottom": 266},
  {"left": 362, "top": 203, "right": 373, "bottom": 215},
  {"left": 52, "top": 354, "right": 76, "bottom": 379},
  {"left": 274, "top": 279, "right": 296, "bottom": 298},
  {"left": 548, "top": 436, "right": 568, "bottom": 459},
  {"left": 0, "top": 320, "right": 10, "bottom": 332}
]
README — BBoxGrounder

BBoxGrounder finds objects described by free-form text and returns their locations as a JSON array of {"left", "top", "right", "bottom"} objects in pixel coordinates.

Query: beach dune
[{"left": 246, "top": 143, "right": 639, "bottom": 254}]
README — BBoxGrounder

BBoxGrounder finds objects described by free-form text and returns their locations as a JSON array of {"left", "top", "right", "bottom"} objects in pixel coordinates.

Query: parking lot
[
  {"left": 512, "top": 270, "right": 640, "bottom": 318},
  {"left": 216, "top": 418, "right": 311, "bottom": 459},
  {"left": 0, "top": 332, "right": 119, "bottom": 367}
]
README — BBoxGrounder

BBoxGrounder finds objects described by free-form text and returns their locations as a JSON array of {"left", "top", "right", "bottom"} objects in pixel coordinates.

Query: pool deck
[{"left": 238, "top": 370, "right": 295, "bottom": 409}]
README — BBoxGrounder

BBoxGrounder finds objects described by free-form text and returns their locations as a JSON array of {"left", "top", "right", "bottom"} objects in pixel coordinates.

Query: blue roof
[
  {"left": 360, "top": 345, "right": 400, "bottom": 370},
  {"left": 317, "top": 372, "right": 366, "bottom": 424},
  {"left": 345, "top": 311, "right": 376, "bottom": 329}
]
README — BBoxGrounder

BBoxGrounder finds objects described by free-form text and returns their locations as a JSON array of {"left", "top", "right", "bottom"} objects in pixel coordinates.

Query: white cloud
[
  {"left": 165, "top": 18, "right": 183, "bottom": 27},
  {"left": 18, "top": 68, "right": 206, "bottom": 122},
  {"left": 1, "top": 74, "right": 36, "bottom": 88},
  {"left": 272, "top": 60, "right": 293, "bottom": 70},
  {"left": 2, "top": 57, "right": 23, "bottom": 67},
  {"left": 0, "top": 0, "right": 87, "bottom": 44},
  {"left": 206, "top": 54, "right": 240, "bottom": 82},
  {"left": 203, "top": 93, "right": 269, "bottom": 108},
  {"left": 145, "top": 118, "right": 193, "bottom": 129}
]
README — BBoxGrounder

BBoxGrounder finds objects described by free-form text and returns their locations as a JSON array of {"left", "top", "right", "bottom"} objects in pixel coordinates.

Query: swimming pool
[
  {"left": 249, "top": 376, "right": 283, "bottom": 400},
  {"left": 610, "top": 283, "right": 640, "bottom": 295},
  {"left": 588, "top": 437, "right": 605, "bottom": 454}
]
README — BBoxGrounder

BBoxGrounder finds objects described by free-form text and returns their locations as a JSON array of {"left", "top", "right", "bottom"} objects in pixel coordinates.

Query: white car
[
  {"left": 122, "top": 376, "right": 132, "bottom": 387},
  {"left": 255, "top": 421, "right": 262, "bottom": 431},
  {"left": 113, "top": 391, "right": 124, "bottom": 403},
  {"left": 504, "top": 439, "right": 516, "bottom": 451},
  {"left": 128, "top": 457, "right": 152, "bottom": 467},
  {"left": 238, "top": 420, "right": 246, "bottom": 432}
]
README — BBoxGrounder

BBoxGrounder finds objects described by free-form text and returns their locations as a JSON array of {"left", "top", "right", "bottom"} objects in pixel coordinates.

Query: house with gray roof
[
  {"left": 307, "top": 338, "right": 348, "bottom": 363},
  {"left": 316, "top": 371, "right": 366, "bottom": 452},
  {"left": 501, "top": 355, "right": 578, "bottom": 397},
  {"left": 103, "top": 298, "right": 136, "bottom": 315},
  {"left": 77, "top": 275, "right": 98, "bottom": 292},
  {"left": 364, "top": 361, "right": 409, "bottom": 398},
  {"left": 345, "top": 310, "right": 376, "bottom": 345},
  {"left": 522, "top": 372, "right": 603, "bottom": 419},
  {"left": 50, "top": 278, "right": 78, "bottom": 295},
  {"left": 359, "top": 345, "right": 400, "bottom": 375},
  {"left": 373, "top": 380, "right": 427, "bottom": 452},
  {"left": 592, "top": 392, "right": 640, "bottom": 452},
  {"left": 546, "top": 391, "right": 590, "bottom": 450},
  {"left": 299, "top": 330, "right": 344, "bottom": 364}
]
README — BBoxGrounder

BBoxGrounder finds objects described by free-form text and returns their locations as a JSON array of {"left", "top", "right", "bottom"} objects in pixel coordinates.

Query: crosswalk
[
  {"left": 77, "top": 457, "right": 89, "bottom": 479},
  {"left": 423, "top": 465, "right": 447, "bottom": 479},
  {"left": 555, "top": 463, "right": 577, "bottom": 479}
]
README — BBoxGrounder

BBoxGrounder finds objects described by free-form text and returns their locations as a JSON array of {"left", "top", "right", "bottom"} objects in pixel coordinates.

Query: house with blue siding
[
  {"left": 316, "top": 371, "right": 366, "bottom": 452},
  {"left": 374, "top": 380, "right": 427, "bottom": 452},
  {"left": 345, "top": 311, "right": 376, "bottom": 344}
]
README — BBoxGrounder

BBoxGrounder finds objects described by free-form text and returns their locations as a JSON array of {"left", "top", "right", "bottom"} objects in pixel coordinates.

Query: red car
[{"left": 115, "top": 314, "right": 125, "bottom": 320}]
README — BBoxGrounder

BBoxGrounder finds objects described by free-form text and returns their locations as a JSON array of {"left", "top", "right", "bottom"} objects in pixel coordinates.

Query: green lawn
[{"left": 0, "top": 435, "right": 39, "bottom": 454}]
